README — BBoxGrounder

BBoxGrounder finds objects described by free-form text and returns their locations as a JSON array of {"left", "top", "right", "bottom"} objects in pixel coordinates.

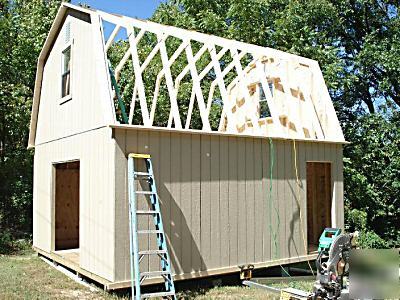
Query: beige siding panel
[
  {"left": 180, "top": 134, "right": 192, "bottom": 273},
  {"left": 170, "top": 132, "right": 182, "bottom": 274},
  {"left": 327, "top": 144, "right": 336, "bottom": 228},
  {"left": 219, "top": 136, "right": 230, "bottom": 267},
  {"left": 111, "top": 128, "right": 344, "bottom": 282},
  {"left": 295, "top": 140, "right": 303, "bottom": 257},
  {"left": 228, "top": 137, "right": 238, "bottom": 267},
  {"left": 245, "top": 138, "right": 255, "bottom": 263},
  {"left": 237, "top": 138, "right": 246, "bottom": 265},
  {"left": 285, "top": 141, "right": 294, "bottom": 258},
  {"left": 336, "top": 145, "right": 344, "bottom": 229},
  {"left": 276, "top": 141, "right": 287, "bottom": 260},
  {"left": 138, "top": 130, "right": 150, "bottom": 273},
  {"left": 298, "top": 139, "right": 308, "bottom": 257},
  {"left": 253, "top": 138, "right": 263, "bottom": 263},
  {"left": 159, "top": 132, "right": 174, "bottom": 272},
  {"left": 200, "top": 135, "right": 211, "bottom": 270},
  {"left": 210, "top": 135, "right": 220, "bottom": 268},
  {"left": 191, "top": 135, "right": 202, "bottom": 273},
  {"left": 271, "top": 139, "right": 279, "bottom": 260},
  {"left": 261, "top": 139, "right": 271, "bottom": 262},
  {"left": 148, "top": 131, "right": 161, "bottom": 272}
]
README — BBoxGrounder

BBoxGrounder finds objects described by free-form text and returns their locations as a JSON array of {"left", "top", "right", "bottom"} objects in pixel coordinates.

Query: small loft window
[
  {"left": 258, "top": 81, "right": 274, "bottom": 100},
  {"left": 258, "top": 82, "right": 273, "bottom": 118},
  {"left": 61, "top": 46, "right": 71, "bottom": 98}
]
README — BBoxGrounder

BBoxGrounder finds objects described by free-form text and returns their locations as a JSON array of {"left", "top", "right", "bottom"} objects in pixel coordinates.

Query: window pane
[
  {"left": 258, "top": 81, "right": 274, "bottom": 100},
  {"left": 62, "top": 72, "right": 70, "bottom": 97},
  {"left": 62, "top": 46, "right": 71, "bottom": 97},
  {"left": 63, "top": 47, "right": 71, "bottom": 73},
  {"left": 259, "top": 100, "right": 271, "bottom": 118}
]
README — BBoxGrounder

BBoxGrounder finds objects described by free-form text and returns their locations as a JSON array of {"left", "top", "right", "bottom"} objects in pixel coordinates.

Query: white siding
[
  {"left": 35, "top": 14, "right": 112, "bottom": 145},
  {"left": 33, "top": 127, "right": 115, "bottom": 281}
]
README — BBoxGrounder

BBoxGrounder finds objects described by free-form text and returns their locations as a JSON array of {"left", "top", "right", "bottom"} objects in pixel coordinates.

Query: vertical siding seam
[
  {"left": 226, "top": 137, "right": 231, "bottom": 264},
  {"left": 261, "top": 140, "right": 264, "bottom": 261},
  {"left": 199, "top": 135, "right": 202, "bottom": 270},
  {"left": 252, "top": 138, "right": 256, "bottom": 262}
]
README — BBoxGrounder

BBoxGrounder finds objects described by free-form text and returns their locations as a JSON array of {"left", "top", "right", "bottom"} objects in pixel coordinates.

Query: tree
[
  {"left": 344, "top": 113, "right": 400, "bottom": 248},
  {"left": 0, "top": 0, "right": 63, "bottom": 249},
  {"left": 151, "top": 0, "right": 400, "bottom": 116},
  {"left": 335, "top": 0, "right": 400, "bottom": 114},
  {"left": 148, "top": 0, "right": 400, "bottom": 247}
]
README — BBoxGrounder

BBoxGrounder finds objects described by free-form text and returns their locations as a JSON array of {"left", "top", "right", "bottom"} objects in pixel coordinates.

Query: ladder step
[
  {"left": 135, "top": 191, "right": 156, "bottom": 195},
  {"left": 141, "top": 271, "right": 171, "bottom": 278},
  {"left": 137, "top": 230, "right": 163, "bottom": 234},
  {"left": 140, "top": 291, "right": 175, "bottom": 299},
  {"left": 139, "top": 250, "right": 167, "bottom": 255},
  {"left": 134, "top": 172, "right": 152, "bottom": 177},
  {"left": 136, "top": 210, "right": 159, "bottom": 215}
]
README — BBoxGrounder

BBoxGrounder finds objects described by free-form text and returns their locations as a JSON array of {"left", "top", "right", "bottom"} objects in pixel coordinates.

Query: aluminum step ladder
[{"left": 127, "top": 153, "right": 176, "bottom": 300}]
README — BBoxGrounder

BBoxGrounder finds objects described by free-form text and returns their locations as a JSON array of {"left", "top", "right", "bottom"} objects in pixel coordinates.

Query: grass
[
  {"left": 0, "top": 249, "right": 313, "bottom": 299},
  {"left": 0, "top": 250, "right": 119, "bottom": 300},
  {"left": 269, "top": 280, "right": 314, "bottom": 292}
]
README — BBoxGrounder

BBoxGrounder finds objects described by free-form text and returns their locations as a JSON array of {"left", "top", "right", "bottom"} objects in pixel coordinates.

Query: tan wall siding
[
  {"left": 113, "top": 129, "right": 344, "bottom": 282},
  {"left": 35, "top": 14, "right": 111, "bottom": 145},
  {"left": 32, "top": 127, "right": 115, "bottom": 281}
]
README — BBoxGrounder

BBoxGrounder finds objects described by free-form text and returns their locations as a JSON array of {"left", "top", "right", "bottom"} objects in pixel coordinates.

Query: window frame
[
  {"left": 257, "top": 81, "right": 274, "bottom": 118},
  {"left": 60, "top": 41, "right": 73, "bottom": 104}
]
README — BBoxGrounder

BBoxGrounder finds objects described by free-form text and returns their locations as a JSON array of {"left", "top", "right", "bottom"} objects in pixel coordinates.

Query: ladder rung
[
  {"left": 135, "top": 191, "right": 156, "bottom": 195},
  {"left": 140, "top": 291, "right": 175, "bottom": 298},
  {"left": 137, "top": 230, "right": 163, "bottom": 234},
  {"left": 139, "top": 250, "right": 167, "bottom": 255},
  {"left": 141, "top": 271, "right": 171, "bottom": 277},
  {"left": 136, "top": 210, "right": 158, "bottom": 215},
  {"left": 134, "top": 172, "right": 152, "bottom": 177}
]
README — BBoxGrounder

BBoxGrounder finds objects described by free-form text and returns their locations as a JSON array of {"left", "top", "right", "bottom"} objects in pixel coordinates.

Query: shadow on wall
[
  {"left": 135, "top": 168, "right": 206, "bottom": 276},
  {"left": 162, "top": 186, "right": 206, "bottom": 275},
  {"left": 286, "top": 180, "right": 301, "bottom": 258}
]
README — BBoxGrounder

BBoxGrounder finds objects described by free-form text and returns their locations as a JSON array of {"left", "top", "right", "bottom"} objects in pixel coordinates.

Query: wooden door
[
  {"left": 306, "top": 162, "right": 332, "bottom": 251},
  {"left": 55, "top": 161, "right": 80, "bottom": 250}
]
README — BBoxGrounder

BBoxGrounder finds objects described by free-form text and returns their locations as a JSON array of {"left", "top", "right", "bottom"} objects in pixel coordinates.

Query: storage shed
[{"left": 29, "top": 3, "right": 346, "bottom": 290}]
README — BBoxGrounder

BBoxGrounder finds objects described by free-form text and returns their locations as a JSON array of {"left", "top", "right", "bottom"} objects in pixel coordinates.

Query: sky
[
  {"left": 70, "top": 0, "right": 166, "bottom": 41},
  {"left": 70, "top": 0, "right": 165, "bottom": 19}
]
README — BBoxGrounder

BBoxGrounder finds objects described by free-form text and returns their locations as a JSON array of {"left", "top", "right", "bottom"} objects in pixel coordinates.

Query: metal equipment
[
  {"left": 242, "top": 228, "right": 358, "bottom": 300},
  {"left": 310, "top": 229, "right": 358, "bottom": 300},
  {"left": 127, "top": 153, "right": 176, "bottom": 299}
]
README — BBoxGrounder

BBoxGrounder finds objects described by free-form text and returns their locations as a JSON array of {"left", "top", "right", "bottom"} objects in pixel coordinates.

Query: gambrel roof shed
[
  {"left": 29, "top": 3, "right": 345, "bottom": 147},
  {"left": 30, "top": 3, "right": 345, "bottom": 290}
]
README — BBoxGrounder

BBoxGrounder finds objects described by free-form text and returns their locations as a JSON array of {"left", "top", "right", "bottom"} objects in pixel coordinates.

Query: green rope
[
  {"left": 268, "top": 137, "right": 280, "bottom": 260},
  {"left": 108, "top": 61, "right": 129, "bottom": 124}
]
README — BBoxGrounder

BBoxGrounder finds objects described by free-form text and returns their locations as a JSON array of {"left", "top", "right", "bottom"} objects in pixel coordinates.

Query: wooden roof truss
[{"left": 97, "top": 10, "right": 344, "bottom": 142}]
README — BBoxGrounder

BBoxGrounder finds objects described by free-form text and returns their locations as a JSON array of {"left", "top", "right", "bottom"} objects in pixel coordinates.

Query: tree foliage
[
  {"left": 0, "top": 0, "right": 398, "bottom": 250},
  {"left": 344, "top": 112, "right": 400, "bottom": 248},
  {"left": 0, "top": 0, "right": 62, "bottom": 242},
  {"left": 149, "top": 0, "right": 400, "bottom": 248}
]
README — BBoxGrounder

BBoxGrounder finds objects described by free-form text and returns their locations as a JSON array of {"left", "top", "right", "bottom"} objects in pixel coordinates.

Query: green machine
[{"left": 318, "top": 228, "right": 341, "bottom": 253}]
